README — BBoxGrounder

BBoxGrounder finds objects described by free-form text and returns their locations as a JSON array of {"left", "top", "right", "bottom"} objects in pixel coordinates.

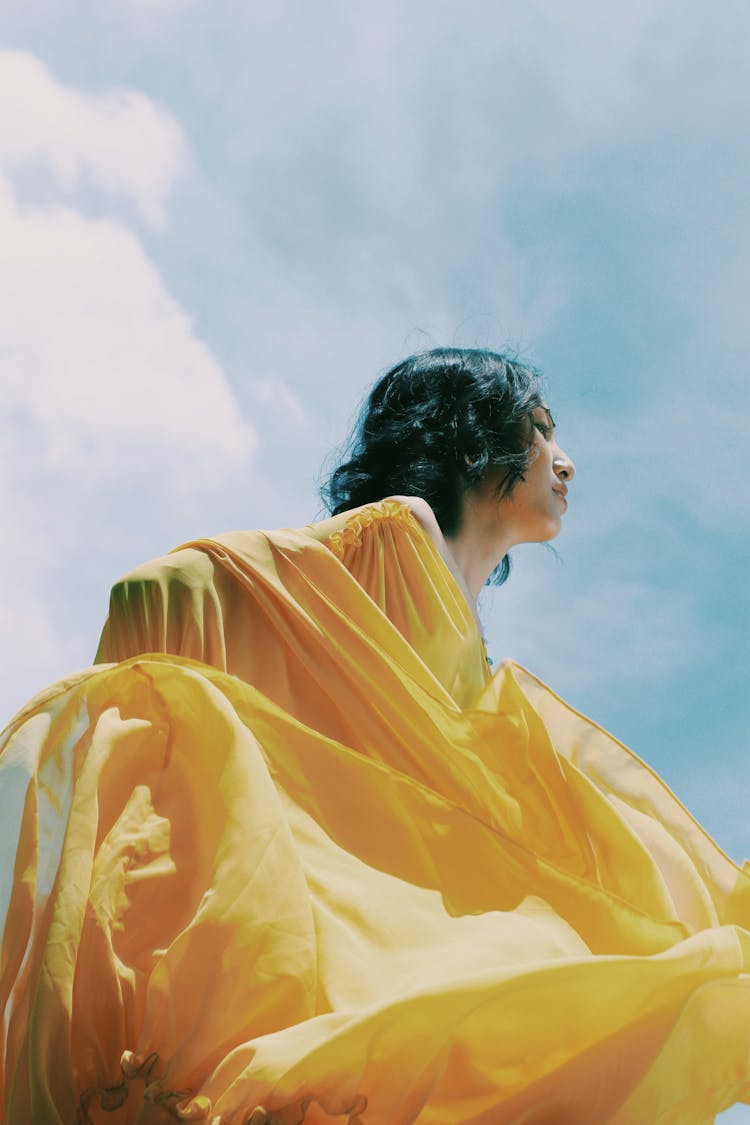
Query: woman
[{"left": 1, "top": 348, "right": 749, "bottom": 1124}]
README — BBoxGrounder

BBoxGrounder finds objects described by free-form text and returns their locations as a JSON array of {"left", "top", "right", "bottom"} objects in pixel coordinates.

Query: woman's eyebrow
[{"left": 538, "top": 405, "right": 555, "bottom": 430}]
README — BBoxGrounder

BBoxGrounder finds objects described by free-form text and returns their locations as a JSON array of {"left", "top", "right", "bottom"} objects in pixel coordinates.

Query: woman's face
[{"left": 470, "top": 405, "right": 576, "bottom": 547}]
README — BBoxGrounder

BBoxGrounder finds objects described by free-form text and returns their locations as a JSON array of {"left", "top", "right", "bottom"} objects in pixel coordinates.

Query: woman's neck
[
  {"left": 442, "top": 530, "right": 507, "bottom": 603},
  {"left": 443, "top": 494, "right": 513, "bottom": 602}
]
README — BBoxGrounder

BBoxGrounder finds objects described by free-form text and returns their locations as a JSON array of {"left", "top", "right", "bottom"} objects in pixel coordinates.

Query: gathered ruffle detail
[
  {"left": 324, "top": 499, "right": 413, "bottom": 559},
  {"left": 76, "top": 1051, "right": 204, "bottom": 1123},
  {"left": 75, "top": 1050, "right": 367, "bottom": 1124}
]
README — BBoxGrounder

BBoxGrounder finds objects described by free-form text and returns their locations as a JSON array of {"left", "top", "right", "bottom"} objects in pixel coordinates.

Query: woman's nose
[{"left": 553, "top": 445, "right": 575, "bottom": 482}]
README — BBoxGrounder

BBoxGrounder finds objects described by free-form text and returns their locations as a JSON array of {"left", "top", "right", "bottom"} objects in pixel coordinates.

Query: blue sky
[{"left": 0, "top": 0, "right": 748, "bottom": 906}]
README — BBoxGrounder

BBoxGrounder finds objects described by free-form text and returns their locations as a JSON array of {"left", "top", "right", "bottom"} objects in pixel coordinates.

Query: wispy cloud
[
  {"left": 0, "top": 50, "right": 186, "bottom": 228},
  {"left": 484, "top": 556, "right": 696, "bottom": 698}
]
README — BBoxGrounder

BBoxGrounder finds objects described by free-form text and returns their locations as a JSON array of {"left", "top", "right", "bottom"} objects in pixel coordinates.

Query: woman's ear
[{"left": 462, "top": 447, "right": 489, "bottom": 477}]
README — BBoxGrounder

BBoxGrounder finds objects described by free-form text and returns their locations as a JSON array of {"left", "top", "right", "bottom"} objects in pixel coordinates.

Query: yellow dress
[{"left": 1, "top": 499, "right": 749, "bottom": 1124}]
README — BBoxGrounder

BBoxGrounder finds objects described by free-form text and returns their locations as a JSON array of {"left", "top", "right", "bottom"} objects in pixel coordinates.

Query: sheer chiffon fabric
[{"left": 1, "top": 500, "right": 749, "bottom": 1123}]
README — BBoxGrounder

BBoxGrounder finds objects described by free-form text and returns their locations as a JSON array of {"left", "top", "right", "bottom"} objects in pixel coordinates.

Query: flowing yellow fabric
[{"left": 1, "top": 499, "right": 749, "bottom": 1124}]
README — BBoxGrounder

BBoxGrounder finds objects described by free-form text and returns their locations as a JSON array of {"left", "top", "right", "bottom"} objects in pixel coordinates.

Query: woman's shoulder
[
  {"left": 300, "top": 497, "right": 415, "bottom": 555},
  {"left": 305, "top": 495, "right": 440, "bottom": 541},
  {"left": 384, "top": 495, "right": 443, "bottom": 546}
]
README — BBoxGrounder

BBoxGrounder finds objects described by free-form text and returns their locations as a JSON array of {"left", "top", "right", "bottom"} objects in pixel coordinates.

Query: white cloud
[
  {"left": 0, "top": 50, "right": 187, "bottom": 228},
  {"left": 0, "top": 53, "right": 257, "bottom": 721},
  {"left": 0, "top": 51, "right": 255, "bottom": 484},
  {"left": 0, "top": 184, "right": 255, "bottom": 477}
]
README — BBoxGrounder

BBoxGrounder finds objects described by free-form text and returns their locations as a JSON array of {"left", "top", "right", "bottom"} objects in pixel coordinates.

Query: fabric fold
[{"left": 1, "top": 500, "right": 748, "bottom": 1123}]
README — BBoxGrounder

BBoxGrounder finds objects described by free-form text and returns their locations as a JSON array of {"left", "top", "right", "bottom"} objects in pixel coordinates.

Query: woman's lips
[{"left": 553, "top": 487, "right": 568, "bottom": 511}]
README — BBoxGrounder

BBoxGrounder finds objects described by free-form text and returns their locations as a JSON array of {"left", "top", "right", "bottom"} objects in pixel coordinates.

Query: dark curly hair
[{"left": 321, "top": 348, "right": 545, "bottom": 585}]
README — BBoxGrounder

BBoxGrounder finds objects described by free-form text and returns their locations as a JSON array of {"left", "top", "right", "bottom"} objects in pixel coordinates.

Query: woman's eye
[{"left": 534, "top": 421, "right": 550, "bottom": 438}]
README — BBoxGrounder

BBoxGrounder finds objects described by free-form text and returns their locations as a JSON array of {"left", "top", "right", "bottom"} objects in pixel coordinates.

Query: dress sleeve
[
  {"left": 95, "top": 546, "right": 227, "bottom": 669},
  {"left": 95, "top": 502, "right": 489, "bottom": 709}
]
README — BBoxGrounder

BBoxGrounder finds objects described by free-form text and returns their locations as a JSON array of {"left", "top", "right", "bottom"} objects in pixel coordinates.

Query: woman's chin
[{"left": 539, "top": 518, "right": 563, "bottom": 543}]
